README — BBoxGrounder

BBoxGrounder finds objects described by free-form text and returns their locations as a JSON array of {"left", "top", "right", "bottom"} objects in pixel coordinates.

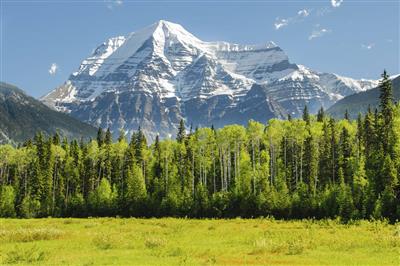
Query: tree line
[{"left": 0, "top": 71, "right": 399, "bottom": 221}]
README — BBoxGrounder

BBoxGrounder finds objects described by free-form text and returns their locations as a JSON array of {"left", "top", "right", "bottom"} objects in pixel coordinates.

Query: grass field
[{"left": 0, "top": 218, "right": 399, "bottom": 265}]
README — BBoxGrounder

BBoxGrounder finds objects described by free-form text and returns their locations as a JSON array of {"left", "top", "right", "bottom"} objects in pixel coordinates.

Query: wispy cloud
[
  {"left": 48, "top": 63, "right": 58, "bottom": 75},
  {"left": 317, "top": 0, "right": 343, "bottom": 16},
  {"left": 361, "top": 43, "right": 375, "bottom": 50},
  {"left": 316, "top": 7, "right": 332, "bottom": 16},
  {"left": 297, "top": 9, "right": 310, "bottom": 17},
  {"left": 331, "top": 0, "right": 344, "bottom": 8},
  {"left": 274, "top": 9, "right": 311, "bottom": 30},
  {"left": 106, "top": 0, "right": 123, "bottom": 10},
  {"left": 309, "top": 25, "right": 331, "bottom": 40},
  {"left": 274, "top": 19, "right": 289, "bottom": 30}
]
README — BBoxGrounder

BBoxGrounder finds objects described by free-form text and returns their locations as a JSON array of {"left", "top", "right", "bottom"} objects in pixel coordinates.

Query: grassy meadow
[{"left": 0, "top": 218, "right": 399, "bottom": 265}]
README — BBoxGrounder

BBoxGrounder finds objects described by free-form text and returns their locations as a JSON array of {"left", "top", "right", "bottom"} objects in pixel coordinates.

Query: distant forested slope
[
  {"left": 328, "top": 75, "right": 400, "bottom": 118},
  {"left": 0, "top": 82, "right": 97, "bottom": 144}
]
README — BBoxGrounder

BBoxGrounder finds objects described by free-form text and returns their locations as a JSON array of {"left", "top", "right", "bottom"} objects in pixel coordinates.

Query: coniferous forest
[{"left": 0, "top": 71, "right": 399, "bottom": 222}]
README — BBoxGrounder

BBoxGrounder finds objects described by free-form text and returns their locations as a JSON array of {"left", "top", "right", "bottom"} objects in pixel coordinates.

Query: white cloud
[
  {"left": 361, "top": 43, "right": 375, "bottom": 50},
  {"left": 48, "top": 63, "right": 58, "bottom": 75},
  {"left": 106, "top": 0, "right": 123, "bottom": 9},
  {"left": 274, "top": 9, "right": 311, "bottom": 30},
  {"left": 309, "top": 26, "right": 331, "bottom": 40},
  {"left": 274, "top": 19, "right": 289, "bottom": 30},
  {"left": 331, "top": 0, "right": 343, "bottom": 8},
  {"left": 298, "top": 9, "right": 310, "bottom": 17}
]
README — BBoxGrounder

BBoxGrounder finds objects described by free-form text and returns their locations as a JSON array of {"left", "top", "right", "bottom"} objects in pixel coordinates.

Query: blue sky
[{"left": 1, "top": 0, "right": 399, "bottom": 98}]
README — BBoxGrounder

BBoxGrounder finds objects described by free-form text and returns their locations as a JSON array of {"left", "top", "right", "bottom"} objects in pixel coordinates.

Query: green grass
[{"left": 0, "top": 218, "right": 399, "bottom": 265}]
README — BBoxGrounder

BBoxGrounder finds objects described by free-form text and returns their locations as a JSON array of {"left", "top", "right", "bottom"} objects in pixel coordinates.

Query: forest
[{"left": 0, "top": 71, "right": 399, "bottom": 222}]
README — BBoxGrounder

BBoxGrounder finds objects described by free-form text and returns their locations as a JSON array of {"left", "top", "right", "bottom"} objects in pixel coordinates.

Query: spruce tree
[
  {"left": 303, "top": 105, "right": 310, "bottom": 124},
  {"left": 344, "top": 109, "right": 350, "bottom": 121},
  {"left": 118, "top": 129, "right": 126, "bottom": 142},
  {"left": 105, "top": 128, "right": 112, "bottom": 145},
  {"left": 317, "top": 107, "right": 325, "bottom": 122},
  {"left": 378, "top": 70, "right": 395, "bottom": 156},
  {"left": 329, "top": 118, "right": 339, "bottom": 183},
  {"left": 177, "top": 119, "right": 186, "bottom": 143},
  {"left": 379, "top": 70, "right": 394, "bottom": 124},
  {"left": 52, "top": 132, "right": 61, "bottom": 146},
  {"left": 97, "top": 127, "right": 105, "bottom": 147},
  {"left": 339, "top": 126, "right": 352, "bottom": 185}
]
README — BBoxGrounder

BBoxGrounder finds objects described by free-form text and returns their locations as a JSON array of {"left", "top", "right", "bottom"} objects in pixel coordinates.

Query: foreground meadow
[{"left": 0, "top": 218, "right": 399, "bottom": 265}]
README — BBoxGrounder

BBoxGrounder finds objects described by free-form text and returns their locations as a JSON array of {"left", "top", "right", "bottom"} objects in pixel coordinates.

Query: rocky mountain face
[
  {"left": 0, "top": 82, "right": 97, "bottom": 144},
  {"left": 42, "top": 20, "right": 378, "bottom": 140},
  {"left": 327, "top": 75, "right": 400, "bottom": 119}
]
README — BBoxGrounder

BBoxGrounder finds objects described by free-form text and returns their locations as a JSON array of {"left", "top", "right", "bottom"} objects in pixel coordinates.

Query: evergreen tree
[
  {"left": 53, "top": 132, "right": 61, "bottom": 145},
  {"left": 379, "top": 70, "right": 394, "bottom": 125},
  {"left": 105, "top": 128, "right": 112, "bottom": 145},
  {"left": 97, "top": 127, "right": 105, "bottom": 147},
  {"left": 378, "top": 70, "right": 396, "bottom": 156},
  {"left": 317, "top": 107, "right": 325, "bottom": 122},
  {"left": 118, "top": 129, "right": 126, "bottom": 143},
  {"left": 177, "top": 119, "right": 186, "bottom": 143},
  {"left": 303, "top": 105, "right": 310, "bottom": 124},
  {"left": 339, "top": 126, "right": 352, "bottom": 185},
  {"left": 344, "top": 109, "right": 350, "bottom": 121},
  {"left": 329, "top": 119, "right": 339, "bottom": 184}
]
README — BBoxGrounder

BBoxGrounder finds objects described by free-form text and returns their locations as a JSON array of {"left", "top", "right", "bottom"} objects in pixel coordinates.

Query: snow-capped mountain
[{"left": 42, "top": 20, "right": 378, "bottom": 140}]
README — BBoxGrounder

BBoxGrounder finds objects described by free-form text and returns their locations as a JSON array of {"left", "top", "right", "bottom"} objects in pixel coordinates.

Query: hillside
[
  {"left": 327, "top": 75, "right": 400, "bottom": 118},
  {"left": 0, "top": 82, "right": 97, "bottom": 144}
]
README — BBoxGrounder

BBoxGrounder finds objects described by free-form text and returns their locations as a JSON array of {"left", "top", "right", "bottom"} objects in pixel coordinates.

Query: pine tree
[
  {"left": 344, "top": 109, "right": 350, "bottom": 121},
  {"left": 177, "top": 119, "right": 186, "bottom": 143},
  {"left": 319, "top": 121, "right": 331, "bottom": 187},
  {"left": 339, "top": 126, "right": 352, "bottom": 185},
  {"left": 379, "top": 70, "right": 394, "bottom": 125},
  {"left": 303, "top": 132, "right": 318, "bottom": 194},
  {"left": 378, "top": 70, "right": 395, "bottom": 156},
  {"left": 356, "top": 113, "right": 363, "bottom": 158},
  {"left": 105, "top": 128, "right": 112, "bottom": 145},
  {"left": 329, "top": 119, "right": 339, "bottom": 184},
  {"left": 97, "top": 127, "right": 105, "bottom": 147},
  {"left": 118, "top": 129, "right": 126, "bottom": 142},
  {"left": 363, "top": 107, "right": 376, "bottom": 156},
  {"left": 52, "top": 132, "right": 61, "bottom": 145},
  {"left": 303, "top": 105, "right": 310, "bottom": 124},
  {"left": 317, "top": 107, "right": 325, "bottom": 122}
]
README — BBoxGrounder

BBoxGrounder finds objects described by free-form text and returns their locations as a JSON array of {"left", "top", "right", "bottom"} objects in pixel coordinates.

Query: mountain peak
[
  {"left": 42, "top": 21, "right": 379, "bottom": 141},
  {"left": 148, "top": 19, "right": 202, "bottom": 45},
  {"left": 154, "top": 19, "right": 181, "bottom": 29}
]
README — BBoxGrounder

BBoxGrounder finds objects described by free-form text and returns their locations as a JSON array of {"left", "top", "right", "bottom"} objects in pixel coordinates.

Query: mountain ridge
[{"left": 327, "top": 75, "right": 400, "bottom": 118}]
